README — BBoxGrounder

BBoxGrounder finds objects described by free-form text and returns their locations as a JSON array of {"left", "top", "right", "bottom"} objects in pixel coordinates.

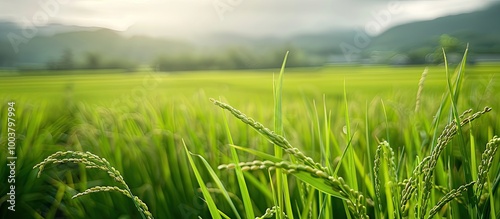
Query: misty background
[{"left": 1, "top": 0, "right": 500, "bottom": 71}]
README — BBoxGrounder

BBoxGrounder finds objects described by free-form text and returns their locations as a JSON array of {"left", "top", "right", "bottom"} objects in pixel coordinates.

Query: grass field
[{"left": 1, "top": 62, "right": 499, "bottom": 218}]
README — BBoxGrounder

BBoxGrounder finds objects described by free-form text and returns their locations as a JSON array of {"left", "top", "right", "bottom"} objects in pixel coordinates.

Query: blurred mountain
[
  {"left": 20, "top": 29, "right": 191, "bottom": 63},
  {"left": 0, "top": 22, "right": 20, "bottom": 34},
  {"left": 368, "top": 3, "right": 500, "bottom": 53},
  {"left": 1, "top": 3, "right": 499, "bottom": 69},
  {"left": 0, "top": 21, "right": 100, "bottom": 37},
  {"left": 0, "top": 25, "right": 192, "bottom": 68}
]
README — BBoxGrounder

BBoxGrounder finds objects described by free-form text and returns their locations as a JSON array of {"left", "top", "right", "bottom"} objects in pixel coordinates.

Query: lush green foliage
[{"left": 0, "top": 63, "right": 499, "bottom": 218}]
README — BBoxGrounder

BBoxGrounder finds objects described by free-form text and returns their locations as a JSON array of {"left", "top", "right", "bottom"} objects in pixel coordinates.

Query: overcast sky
[{"left": 0, "top": 0, "right": 498, "bottom": 38}]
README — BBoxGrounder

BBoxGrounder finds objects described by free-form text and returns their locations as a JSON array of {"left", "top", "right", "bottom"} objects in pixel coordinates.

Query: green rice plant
[
  {"left": 427, "top": 181, "right": 476, "bottom": 218},
  {"left": 398, "top": 106, "right": 493, "bottom": 218},
  {"left": 218, "top": 160, "right": 368, "bottom": 218},
  {"left": 476, "top": 136, "right": 500, "bottom": 199},
  {"left": 272, "top": 51, "right": 293, "bottom": 219},
  {"left": 0, "top": 99, "right": 92, "bottom": 219},
  {"left": 183, "top": 142, "right": 223, "bottom": 219},
  {"left": 476, "top": 136, "right": 500, "bottom": 215},
  {"left": 3, "top": 49, "right": 499, "bottom": 219},
  {"left": 33, "top": 151, "right": 153, "bottom": 219},
  {"left": 201, "top": 50, "right": 499, "bottom": 219},
  {"left": 255, "top": 206, "right": 286, "bottom": 219},
  {"left": 444, "top": 47, "right": 478, "bottom": 218},
  {"left": 220, "top": 97, "right": 255, "bottom": 219},
  {"left": 415, "top": 67, "right": 429, "bottom": 113},
  {"left": 418, "top": 107, "right": 491, "bottom": 217},
  {"left": 417, "top": 135, "right": 500, "bottom": 219},
  {"left": 210, "top": 99, "right": 327, "bottom": 173},
  {"left": 373, "top": 141, "right": 399, "bottom": 218},
  {"left": 211, "top": 97, "right": 369, "bottom": 218}
]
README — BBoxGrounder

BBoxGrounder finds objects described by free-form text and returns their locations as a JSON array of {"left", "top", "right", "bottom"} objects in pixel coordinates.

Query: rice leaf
[{"left": 183, "top": 140, "right": 222, "bottom": 219}]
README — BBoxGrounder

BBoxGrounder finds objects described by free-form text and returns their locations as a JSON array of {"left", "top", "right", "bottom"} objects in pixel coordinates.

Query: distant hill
[
  {"left": 197, "top": 3, "right": 500, "bottom": 62},
  {"left": 17, "top": 29, "right": 191, "bottom": 63},
  {"left": 0, "top": 26, "right": 192, "bottom": 68},
  {"left": 1, "top": 3, "right": 500, "bottom": 68},
  {"left": 0, "top": 21, "right": 100, "bottom": 36},
  {"left": 368, "top": 3, "right": 500, "bottom": 53}
]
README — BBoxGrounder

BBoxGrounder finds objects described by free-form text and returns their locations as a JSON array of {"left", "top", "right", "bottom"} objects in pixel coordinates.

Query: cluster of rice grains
[
  {"left": 31, "top": 101, "right": 498, "bottom": 219},
  {"left": 214, "top": 95, "right": 499, "bottom": 219},
  {"left": 30, "top": 66, "right": 498, "bottom": 218},
  {"left": 34, "top": 151, "right": 153, "bottom": 219},
  {"left": 397, "top": 107, "right": 498, "bottom": 219},
  {"left": 213, "top": 98, "right": 368, "bottom": 219}
]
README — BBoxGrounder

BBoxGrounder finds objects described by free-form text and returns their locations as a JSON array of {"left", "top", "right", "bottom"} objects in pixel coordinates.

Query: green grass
[
  {"left": 0, "top": 62, "right": 499, "bottom": 218},
  {"left": 1, "top": 64, "right": 497, "bottom": 104}
]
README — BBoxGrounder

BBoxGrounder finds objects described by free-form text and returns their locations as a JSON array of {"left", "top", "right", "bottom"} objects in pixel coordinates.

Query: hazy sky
[{"left": 0, "top": 0, "right": 498, "bottom": 38}]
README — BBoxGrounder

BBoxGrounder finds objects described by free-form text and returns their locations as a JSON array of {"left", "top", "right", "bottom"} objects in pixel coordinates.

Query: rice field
[{"left": 1, "top": 61, "right": 499, "bottom": 219}]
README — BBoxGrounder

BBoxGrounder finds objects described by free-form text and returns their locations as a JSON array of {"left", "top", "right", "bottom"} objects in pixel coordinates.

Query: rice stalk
[
  {"left": 255, "top": 206, "right": 287, "bottom": 219},
  {"left": 219, "top": 160, "right": 368, "bottom": 218},
  {"left": 476, "top": 136, "right": 500, "bottom": 204},
  {"left": 427, "top": 181, "right": 476, "bottom": 219},
  {"left": 210, "top": 98, "right": 327, "bottom": 172},
  {"left": 273, "top": 51, "right": 293, "bottom": 219},
  {"left": 373, "top": 142, "right": 383, "bottom": 213},
  {"left": 72, "top": 186, "right": 130, "bottom": 199},
  {"left": 400, "top": 156, "right": 431, "bottom": 217},
  {"left": 374, "top": 141, "right": 399, "bottom": 217},
  {"left": 419, "top": 107, "right": 491, "bottom": 218},
  {"left": 33, "top": 151, "right": 153, "bottom": 219},
  {"left": 183, "top": 140, "right": 223, "bottom": 219},
  {"left": 220, "top": 97, "right": 255, "bottom": 219},
  {"left": 415, "top": 67, "right": 429, "bottom": 113}
]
